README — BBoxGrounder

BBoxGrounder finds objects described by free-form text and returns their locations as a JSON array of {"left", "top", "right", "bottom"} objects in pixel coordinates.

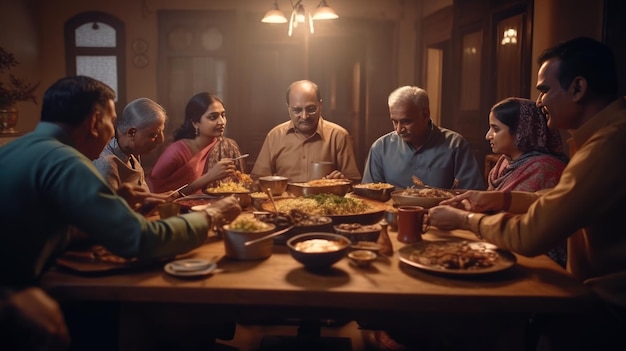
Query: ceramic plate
[
  {"left": 169, "top": 258, "right": 214, "bottom": 272},
  {"left": 164, "top": 260, "right": 217, "bottom": 277},
  {"left": 398, "top": 240, "right": 516, "bottom": 275}
]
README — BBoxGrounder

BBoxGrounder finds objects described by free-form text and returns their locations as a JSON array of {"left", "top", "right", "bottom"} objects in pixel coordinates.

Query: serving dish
[
  {"left": 391, "top": 189, "right": 453, "bottom": 208},
  {"left": 222, "top": 219, "right": 276, "bottom": 260},
  {"left": 287, "top": 180, "right": 352, "bottom": 197},
  {"left": 398, "top": 239, "right": 516, "bottom": 275},
  {"left": 261, "top": 195, "right": 386, "bottom": 225},
  {"left": 352, "top": 183, "right": 396, "bottom": 202},
  {"left": 334, "top": 223, "right": 381, "bottom": 242}
]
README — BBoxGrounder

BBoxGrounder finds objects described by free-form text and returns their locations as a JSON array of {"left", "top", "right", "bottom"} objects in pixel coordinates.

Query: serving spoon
[
  {"left": 266, "top": 188, "right": 279, "bottom": 213},
  {"left": 243, "top": 225, "right": 295, "bottom": 246}
]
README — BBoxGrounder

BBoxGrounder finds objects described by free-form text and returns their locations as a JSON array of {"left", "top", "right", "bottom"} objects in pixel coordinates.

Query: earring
[{"left": 194, "top": 127, "right": 199, "bottom": 136}]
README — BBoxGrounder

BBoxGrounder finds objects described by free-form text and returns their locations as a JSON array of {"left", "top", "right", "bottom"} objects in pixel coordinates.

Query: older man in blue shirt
[{"left": 362, "top": 86, "right": 485, "bottom": 190}]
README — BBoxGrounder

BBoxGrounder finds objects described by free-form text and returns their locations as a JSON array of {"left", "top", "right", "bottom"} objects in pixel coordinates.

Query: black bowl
[{"left": 286, "top": 233, "right": 351, "bottom": 269}]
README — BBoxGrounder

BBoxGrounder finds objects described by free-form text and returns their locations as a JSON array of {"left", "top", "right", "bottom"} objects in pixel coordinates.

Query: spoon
[
  {"left": 244, "top": 225, "right": 295, "bottom": 246},
  {"left": 451, "top": 178, "right": 460, "bottom": 190},
  {"left": 231, "top": 153, "right": 249, "bottom": 161},
  {"left": 266, "top": 188, "right": 279, "bottom": 214}
]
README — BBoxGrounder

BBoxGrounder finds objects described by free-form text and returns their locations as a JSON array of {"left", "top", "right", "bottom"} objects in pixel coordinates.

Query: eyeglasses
[{"left": 290, "top": 104, "right": 319, "bottom": 115}]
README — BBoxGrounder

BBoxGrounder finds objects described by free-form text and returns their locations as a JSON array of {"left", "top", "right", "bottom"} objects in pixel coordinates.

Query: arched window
[{"left": 64, "top": 12, "right": 126, "bottom": 110}]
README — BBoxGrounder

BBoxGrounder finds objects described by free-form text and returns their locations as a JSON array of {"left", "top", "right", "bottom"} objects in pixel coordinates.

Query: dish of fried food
[
  {"left": 300, "top": 178, "right": 351, "bottom": 187},
  {"left": 400, "top": 187, "right": 455, "bottom": 198},
  {"left": 353, "top": 182, "right": 394, "bottom": 190},
  {"left": 398, "top": 240, "right": 516, "bottom": 275}
]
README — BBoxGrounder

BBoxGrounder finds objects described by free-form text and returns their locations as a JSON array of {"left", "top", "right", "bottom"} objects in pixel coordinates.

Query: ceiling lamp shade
[
  {"left": 312, "top": 0, "right": 339, "bottom": 20},
  {"left": 262, "top": 0, "right": 338, "bottom": 36},
  {"left": 261, "top": 1, "right": 288, "bottom": 23}
]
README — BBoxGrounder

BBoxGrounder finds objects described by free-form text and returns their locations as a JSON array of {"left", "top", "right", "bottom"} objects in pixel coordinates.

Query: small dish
[
  {"left": 164, "top": 261, "right": 217, "bottom": 277},
  {"left": 351, "top": 241, "right": 381, "bottom": 252},
  {"left": 169, "top": 258, "right": 214, "bottom": 272},
  {"left": 348, "top": 250, "right": 377, "bottom": 267}
]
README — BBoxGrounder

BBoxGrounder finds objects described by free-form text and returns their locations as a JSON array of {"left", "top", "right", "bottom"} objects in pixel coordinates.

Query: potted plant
[{"left": 0, "top": 46, "right": 37, "bottom": 133}]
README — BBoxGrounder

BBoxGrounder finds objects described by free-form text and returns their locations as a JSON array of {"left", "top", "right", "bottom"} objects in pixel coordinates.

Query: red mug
[{"left": 397, "top": 206, "right": 429, "bottom": 243}]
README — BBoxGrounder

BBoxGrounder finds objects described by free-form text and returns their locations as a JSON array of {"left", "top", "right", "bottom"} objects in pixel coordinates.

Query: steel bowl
[
  {"left": 287, "top": 181, "right": 352, "bottom": 197},
  {"left": 222, "top": 222, "right": 276, "bottom": 260},
  {"left": 258, "top": 176, "right": 289, "bottom": 196}
]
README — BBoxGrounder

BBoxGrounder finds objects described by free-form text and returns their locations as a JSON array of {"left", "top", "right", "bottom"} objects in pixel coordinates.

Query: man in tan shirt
[
  {"left": 429, "top": 37, "right": 626, "bottom": 349},
  {"left": 250, "top": 80, "right": 361, "bottom": 183}
]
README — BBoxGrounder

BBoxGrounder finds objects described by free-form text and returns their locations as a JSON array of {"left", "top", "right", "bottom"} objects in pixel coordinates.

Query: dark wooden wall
[{"left": 150, "top": 11, "right": 395, "bottom": 174}]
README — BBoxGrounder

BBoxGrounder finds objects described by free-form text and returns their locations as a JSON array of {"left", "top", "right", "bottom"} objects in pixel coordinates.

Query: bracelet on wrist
[{"left": 465, "top": 212, "right": 485, "bottom": 240}]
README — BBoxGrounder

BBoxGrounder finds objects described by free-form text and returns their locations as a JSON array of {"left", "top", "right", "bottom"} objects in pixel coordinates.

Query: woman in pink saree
[
  {"left": 148, "top": 93, "right": 245, "bottom": 194},
  {"left": 486, "top": 97, "right": 568, "bottom": 266}
]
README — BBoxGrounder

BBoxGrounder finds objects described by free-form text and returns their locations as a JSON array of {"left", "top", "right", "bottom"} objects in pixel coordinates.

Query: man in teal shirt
[{"left": 0, "top": 76, "right": 240, "bottom": 286}]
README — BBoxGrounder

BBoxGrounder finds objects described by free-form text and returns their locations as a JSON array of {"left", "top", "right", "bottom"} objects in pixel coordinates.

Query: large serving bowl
[
  {"left": 391, "top": 189, "right": 454, "bottom": 209},
  {"left": 287, "top": 233, "right": 351, "bottom": 269},
  {"left": 222, "top": 219, "right": 276, "bottom": 260},
  {"left": 261, "top": 195, "right": 386, "bottom": 225},
  {"left": 258, "top": 176, "right": 289, "bottom": 196},
  {"left": 352, "top": 183, "right": 396, "bottom": 202},
  {"left": 287, "top": 180, "right": 352, "bottom": 197},
  {"left": 333, "top": 223, "right": 382, "bottom": 242}
]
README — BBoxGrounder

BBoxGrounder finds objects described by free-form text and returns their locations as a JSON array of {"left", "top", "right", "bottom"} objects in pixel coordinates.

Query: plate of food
[
  {"left": 261, "top": 193, "right": 386, "bottom": 225},
  {"left": 398, "top": 239, "right": 516, "bottom": 275}
]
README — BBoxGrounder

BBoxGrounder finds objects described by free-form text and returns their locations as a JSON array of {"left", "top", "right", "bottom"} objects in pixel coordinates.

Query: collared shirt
[
  {"left": 94, "top": 138, "right": 146, "bottom": 190},
  {"left": 0, "top": 122, "right": 210, "bottom": 286},
  {"left": 362, "top": 123, "right": 485, "bottom": 189},
  {"left": 251, "top": 118, "right": 361, "bottom": 183},
  {"left": 478, "top": 97, "right": 626, "bottom": 307}
]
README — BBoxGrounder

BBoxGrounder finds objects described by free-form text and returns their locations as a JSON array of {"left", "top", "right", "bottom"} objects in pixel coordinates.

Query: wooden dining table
[{"left": 40, "top": 215, "right": 597, "bottom": 350}]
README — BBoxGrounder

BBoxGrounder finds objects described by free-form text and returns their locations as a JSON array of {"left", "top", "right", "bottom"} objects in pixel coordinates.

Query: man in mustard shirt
[
  {"left": 251, "top": 80, "right": 361, "bottom": 183},
  {"left": 429, "top": 37, "right": 626, "bottom": 349}
]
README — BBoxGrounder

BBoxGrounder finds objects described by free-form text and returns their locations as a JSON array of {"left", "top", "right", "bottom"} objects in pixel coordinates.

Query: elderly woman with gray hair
[{"left": 94, "top": 97, "right": 173, "bottom": 210}]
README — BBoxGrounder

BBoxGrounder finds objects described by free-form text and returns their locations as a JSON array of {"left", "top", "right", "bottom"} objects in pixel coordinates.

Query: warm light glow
[
  {"left": 501, "top": 28, "right": 518, "bottom": 45},
  {"left": 263, "top": 0, "right": 338, "bottom": 36},
  {"left": 261, "top": 1, "right": 288, "bottom": 23},
  {"left": 296, "top": 3, "right": 306, "bottom": 23},
  {"left": 312, "top": 0, "right": 338, "bottom": 20}
]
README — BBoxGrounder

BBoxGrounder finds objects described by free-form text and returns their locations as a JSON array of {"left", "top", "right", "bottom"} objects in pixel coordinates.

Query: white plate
[
  {"left": 164, "top": 261, "right": 217, "bottom": 277},
  {"left": 169, "top": 258, "right": 214, "bottom": 272}
]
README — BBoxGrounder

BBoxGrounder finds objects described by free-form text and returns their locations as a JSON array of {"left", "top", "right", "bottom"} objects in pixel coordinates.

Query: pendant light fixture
[{"left": 261, "top": 0, "right": 338, "bottom": 37}]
